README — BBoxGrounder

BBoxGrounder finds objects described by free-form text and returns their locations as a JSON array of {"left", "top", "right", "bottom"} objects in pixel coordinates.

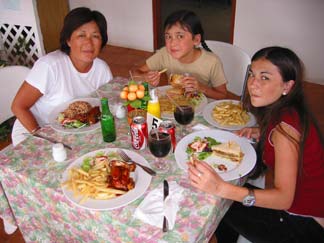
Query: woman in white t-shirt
[{"left": 11, "top": 7, "right": 113, "bottom": 146}]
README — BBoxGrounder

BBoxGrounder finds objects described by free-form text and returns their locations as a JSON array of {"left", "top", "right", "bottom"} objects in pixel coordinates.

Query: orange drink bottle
[{"left": 147, "top": 89, "right": 161, "bottom": 118}]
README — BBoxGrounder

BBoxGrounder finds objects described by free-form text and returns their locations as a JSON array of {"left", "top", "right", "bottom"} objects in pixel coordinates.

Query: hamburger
[
  {"left": 211, "top": 141, "right": 244, "bottom": 162},
  {"left": 167, "top": 74, "right": 185, "bottom": 95},
  {"left": 169, "top": 74, "right": 184, "bottom": 88}
]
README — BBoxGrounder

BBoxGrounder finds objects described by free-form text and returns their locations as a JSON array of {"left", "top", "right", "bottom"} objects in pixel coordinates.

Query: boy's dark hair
[
  {"left": 163, "top": 10, "right": 211, "bottom": 51},
  {"left": 60, "top": 7, "right": 108, "bottom": 54}
]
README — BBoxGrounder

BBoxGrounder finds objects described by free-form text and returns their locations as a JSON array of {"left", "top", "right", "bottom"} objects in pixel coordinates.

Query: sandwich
[
  {"left": 211, "top": 141, "right": 244, "bottom": 162},
  {"left": 169, "top": 74, "right": 184, "bottom": 88},
  {"left": 166, "top": 87, "right": 184, "bottom": 96},
  {"left": 167, "top": 74, "right": 185, "bottom": 96}
]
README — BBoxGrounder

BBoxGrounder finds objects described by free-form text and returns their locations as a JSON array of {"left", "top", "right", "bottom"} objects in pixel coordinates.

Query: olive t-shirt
[{"left": 146, "top": 47, "right": 227, "bottom": 87}]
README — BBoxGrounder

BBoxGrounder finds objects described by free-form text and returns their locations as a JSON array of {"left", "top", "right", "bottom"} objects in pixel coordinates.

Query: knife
[
  {"left": 24, "top": 133, "right": 72, "bottom": 150},
  {"left": 162, "top": 179, "right": 169, "bottom": 232}
]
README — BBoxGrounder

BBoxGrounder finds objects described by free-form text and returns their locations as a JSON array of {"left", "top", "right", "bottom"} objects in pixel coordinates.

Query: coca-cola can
[
  {"left": 159, "top": 120, "right": 176, "bottom": 152},
  {"left": 130, "top": 116, "right": 148, "bottom": 150}
]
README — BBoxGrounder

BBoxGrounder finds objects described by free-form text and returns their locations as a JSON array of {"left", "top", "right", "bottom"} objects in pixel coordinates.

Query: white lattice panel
[{"left": 0, "top": 23, "right": 41, "bottom": 67}]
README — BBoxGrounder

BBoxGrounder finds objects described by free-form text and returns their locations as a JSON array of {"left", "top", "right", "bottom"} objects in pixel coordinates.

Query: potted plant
[{"left": 119, "top": 80, "right": 150, "bottom": 112}]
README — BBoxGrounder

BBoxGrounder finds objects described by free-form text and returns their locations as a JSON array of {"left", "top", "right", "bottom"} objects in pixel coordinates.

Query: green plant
[
  {"left": 14, "top": 36, "right": 31, "bottom": 56},
  {"left": 0, "top": 117, "right": 16, "bottom": 142}
]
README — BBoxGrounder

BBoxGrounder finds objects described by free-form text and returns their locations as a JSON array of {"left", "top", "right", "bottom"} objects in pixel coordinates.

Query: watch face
[{"left": 243, "top": 195, "right": 255, "bottom": 207}]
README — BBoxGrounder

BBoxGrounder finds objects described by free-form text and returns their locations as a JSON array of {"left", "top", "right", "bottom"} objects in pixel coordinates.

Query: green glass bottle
[{"left": 100, "top": 98, "right": 116, "bottom": 142}]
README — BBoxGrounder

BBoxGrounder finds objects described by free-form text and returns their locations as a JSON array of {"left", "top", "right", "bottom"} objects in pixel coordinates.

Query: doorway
[
  {"left": 153, "top": 0, "right": 235, "bottom": 50},
  {"left": 36, "top": 0, "right": 69, "bottom": 53}
]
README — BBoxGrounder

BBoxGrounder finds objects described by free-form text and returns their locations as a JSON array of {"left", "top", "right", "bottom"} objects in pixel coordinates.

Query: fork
[{"left": 117, "top": 149, "right": 156, "bottom": 176}]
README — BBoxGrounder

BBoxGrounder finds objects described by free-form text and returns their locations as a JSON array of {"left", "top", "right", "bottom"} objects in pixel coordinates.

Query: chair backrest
[
  {"left": 204, "top": 40, "right": 251, "bottom": 96},
  {"left": 0, "top": 65, "right": 30, "bottom": 124}
]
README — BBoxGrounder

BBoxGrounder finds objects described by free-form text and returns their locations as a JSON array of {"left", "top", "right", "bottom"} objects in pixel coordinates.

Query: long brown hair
[{"left": 245, "top": 46, "right": 322, "bottom": 177}]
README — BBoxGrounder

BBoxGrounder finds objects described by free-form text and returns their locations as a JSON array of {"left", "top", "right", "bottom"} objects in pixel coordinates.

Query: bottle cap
[
  {"left": 149, "top": 89, "right": 158, "bottom": 102},
  {"left": 52, "top": 143, "right": 67, "bottom": 162}
]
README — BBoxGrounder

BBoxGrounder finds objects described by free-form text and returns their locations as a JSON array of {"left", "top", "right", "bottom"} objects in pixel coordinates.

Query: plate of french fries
[
  {"left": 61, "top": 148, "right": 152, "bottom": 210},
  {"left": 203, "top": 100, "right": 256, "bottom": 131},
  {"left": 156, "top": 85, "right": 208, "bottom": 119}
]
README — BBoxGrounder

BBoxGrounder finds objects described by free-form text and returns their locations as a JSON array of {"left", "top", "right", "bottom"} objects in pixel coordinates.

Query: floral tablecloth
[{"left": 0, "top": 77, "right": 242, "bottom": 243}]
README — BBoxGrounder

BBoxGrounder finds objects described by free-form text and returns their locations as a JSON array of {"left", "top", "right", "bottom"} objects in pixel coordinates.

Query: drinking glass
[
  {"left": 148, "top": 128, "right": 172, "bottom": 173},
  {"left": 173, "top": 105, "right": 194, "bottom": 137},
  {"left": 127, "top": 109, "right": 146, "bottom": 125}
]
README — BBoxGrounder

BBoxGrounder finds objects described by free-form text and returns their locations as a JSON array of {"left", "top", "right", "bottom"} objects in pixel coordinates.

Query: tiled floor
[{"left": 0, "top": 44, "right": 323, "bottom": 243}]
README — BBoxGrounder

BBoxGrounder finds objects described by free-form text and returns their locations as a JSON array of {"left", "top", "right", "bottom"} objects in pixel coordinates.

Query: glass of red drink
[{"left": 148, "top": 128, "right": 172, "bottom": 173}]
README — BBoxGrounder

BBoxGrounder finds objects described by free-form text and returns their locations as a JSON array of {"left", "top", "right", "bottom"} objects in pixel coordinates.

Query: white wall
[
  {"left": 68, "top": 1, "right": 324, "bottom": 84},
  {"left": 69, "top": 0, "right": 154, "bottom": 52},
  {"left": 233, "top": 0, "right": 324, "bottom": 85}
]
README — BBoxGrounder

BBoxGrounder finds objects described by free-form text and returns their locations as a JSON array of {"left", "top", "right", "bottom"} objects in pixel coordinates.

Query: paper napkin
[
  {"left": 191, "top": 123, "right": 211, "bottom": 131},
  {"left": 134, "top": 181, "right": 184, "bottom": 230}
]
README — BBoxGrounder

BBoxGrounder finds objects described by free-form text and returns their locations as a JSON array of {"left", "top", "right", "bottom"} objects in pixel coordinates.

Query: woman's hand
[
  {"left": 145, "top": 71, "right": 160, "bottom": 86},
  {"left": 11, "top": 81, "right": 42, "bottom": 132},
  {"left": 187, "top": 160, "right": 225, "bottom": 196},
  {"left": 236, "top": 127, "right": 260, "bottom": 141}
]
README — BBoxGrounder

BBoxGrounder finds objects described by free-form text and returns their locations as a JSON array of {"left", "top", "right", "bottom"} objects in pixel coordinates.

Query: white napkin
[
  {"left": 191, "top": 123, "right": 211, "bottom": 131},
  {"left": 134, "top": 181, "right": 184, "bottom": 230}
]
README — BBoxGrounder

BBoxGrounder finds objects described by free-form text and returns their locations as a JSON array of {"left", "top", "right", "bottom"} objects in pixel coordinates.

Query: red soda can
[
  {"left": 159, "top": 120, "right": 176, "bottom": 152},
  {"left": 130, "top": 116, "right": 148, "bottom": 150}
]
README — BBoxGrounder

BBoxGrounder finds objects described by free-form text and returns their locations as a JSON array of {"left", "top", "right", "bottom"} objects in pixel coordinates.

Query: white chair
[
  {"left": 204, "top": 40, "right": 251, "bottom": 97},
  {"left": 0, "top": 65, "right": 30, "bottom": 124}
]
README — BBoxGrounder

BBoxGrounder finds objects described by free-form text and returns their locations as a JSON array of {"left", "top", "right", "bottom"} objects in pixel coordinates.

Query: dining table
[{"left": 0, "top": 77, "right": 247, "bottom": 243}]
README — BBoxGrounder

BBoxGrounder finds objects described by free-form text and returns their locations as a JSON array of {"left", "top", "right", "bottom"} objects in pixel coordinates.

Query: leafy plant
[{"left": 0, "top": 117, "right": 16, "bottom": 142}]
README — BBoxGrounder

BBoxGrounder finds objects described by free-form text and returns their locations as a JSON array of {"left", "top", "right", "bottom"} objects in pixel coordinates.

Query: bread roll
[{"left": 169, "top": 74, "right": 184, "bottom": 88}]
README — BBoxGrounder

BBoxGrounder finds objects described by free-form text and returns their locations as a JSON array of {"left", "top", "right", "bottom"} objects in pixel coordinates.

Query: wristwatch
[{"left": 242, "top": 188, "right": 256, "bottom": 207}]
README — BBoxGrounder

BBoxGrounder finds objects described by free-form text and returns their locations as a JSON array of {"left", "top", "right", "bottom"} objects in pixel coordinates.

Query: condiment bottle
[
  {"left": 147, "top": 89, "right": 161, "bottom": 118},
  {"left": 100, "top": 98, "right": 116, "bottom": 142},
  {"left": 52, "top": 143, "right": 67, "bottom": 162},
  {"left": 115, "top": 103, "right": 126, "bottom": 119}
]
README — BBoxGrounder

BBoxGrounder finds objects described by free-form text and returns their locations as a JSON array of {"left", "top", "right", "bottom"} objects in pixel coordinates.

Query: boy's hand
[
  {"left": 145, "top": 71, "right": 160, "bottom": 86},
  {"left": 182, "top": 76, "right": 200, "bottom": 93}
]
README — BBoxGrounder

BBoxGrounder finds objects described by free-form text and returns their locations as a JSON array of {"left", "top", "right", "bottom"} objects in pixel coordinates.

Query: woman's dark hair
[
  {"left": 246, "top": 46, "right": 323, "bottom": 178},
  {"left": 60, "top": 7, "right": 108, "bottom": 54},
  {"left": 163, "top": 10, "right": 211, "bottom": 52}
]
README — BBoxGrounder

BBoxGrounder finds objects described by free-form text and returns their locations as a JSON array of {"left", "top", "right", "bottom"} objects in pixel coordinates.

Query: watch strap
[{"left": 242, "top": 188, "right": 256, "bottom": 207}]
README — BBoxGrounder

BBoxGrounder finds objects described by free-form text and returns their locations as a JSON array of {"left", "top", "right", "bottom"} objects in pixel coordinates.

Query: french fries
[
  {"left": 158, "top": 68, "right": 168, "bottom": 74},
  {"left": 62, "top": 161, "right": 127, "bottom": 204},
  {"left": 212, "top": 101, "right": 250, "bottom": 126},
  {"left": 159, "top": 94, "right": 189, "bottom": 114}
]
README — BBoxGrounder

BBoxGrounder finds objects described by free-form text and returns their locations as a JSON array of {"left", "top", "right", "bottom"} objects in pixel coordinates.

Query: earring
[{"left": 282, "top": 91, "right": 287, "bottom": 96}]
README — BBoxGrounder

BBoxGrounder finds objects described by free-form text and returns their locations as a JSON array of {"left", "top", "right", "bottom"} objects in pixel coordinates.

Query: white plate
[
  {"left": 156, "top": 85, "right": 208, "bottom": 119},
  {"left": 48, "top": 98, "right": 101, "bottom": 134},
  {"left": 61, "top": 148, "right": 152, "bottom": 210},
  {"left": 174, "top": 130, "right": 256, "bottom": 181},
  {"left": 203, "top": 99, "right": 256, "bottom": 131}
]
